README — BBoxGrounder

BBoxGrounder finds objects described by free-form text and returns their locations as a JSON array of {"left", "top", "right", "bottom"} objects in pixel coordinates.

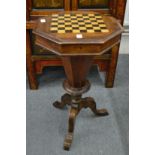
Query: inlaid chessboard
[{"left": 50, "top": 13, "right": 109, "bottom": 34}]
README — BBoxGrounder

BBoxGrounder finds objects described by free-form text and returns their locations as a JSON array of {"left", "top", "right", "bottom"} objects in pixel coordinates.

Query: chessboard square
[
  {"left": 77, "top": 18, "right": 83, "bottom": 20},
  {"left": 65, "top": 22, "right": 72, "bottom": 25},
  {"left": 52, "top": 14, "right": 59, "bottom": 17},
  {"left": 78, "top": 22, "right": 85, "bottom": 25},
  {"left": 71, "top": 18, "right": 77, "bottom": 20},
  {"left": 58, "top": 20, "right": 64, "bottom": 22},
  {"left": 79, "top": 27, "right": 87, "bottom": 30},
  {"left": 91, "top": 20, "right": 97, "bottom": 22},
  {"left": 73, "top": 27, "right": 79, "bottom": 30},
  {"left": 85, "top": 20, "right": 91, "bottom": 22},
  {"left": 58, "top": 15, "right": 64, "bottom": 17},
  {"left": 98, "top": 23, "right": 105, "bottom": 26},
  {"left": 87, "top": 27, "right": 93, "bottom": 30},
  {"left": 78, "top": 20, "right": 84, "bottom": 23},
  {"left": 50, "top": 27, "right": 58, "bottom": 31},
  {"left": 100, "top": 27, "right": 107, "bottom": 30},
  {"left": 71, "top": 20, "right": 78, "bottom": 22},
  {"left": 65, "top": 25, "right": 72, "bottom": 27},
  {"left": 51, "top": 15, "right": 58, "bottom": 19},
  {"left": 94, "top": 30, "right": 101, "bottom": 32},
  {"left": 58, "top": 30, "right": 65, "bottom": 33},
  {"left": 85, "top": 22, "right": 91, "bottom": 25},
  {"left": 96, "top": 18, "right": 103, "bottom": 20},
  {"left": 58, "top": 22, "right": 64, "bottom": 25},
  {"left": 89, "top": 17, "right": 96, "bottom": 20},
  {"left": 72, "top": 22, "right": 78, "bottom": 25},
  {"left": 58, "top": 25, "right": 65, "bottom": 28},
  {"left": 87, "top": 29, "right": 95, "bottom": 33},
  {"left": 73, "top": 30, "right": 80, "bottom": 33},
  {"left": 50, "top": 25, "right": 58, "bottom": 28},
  {"left": 98, "top": 20, "right": 104, "bottom": 23},
  {"left": 51, "top": 22, "right": 58, "bottom": 25},
  {"left": 95, "top": 16, "right": 102, "bottom": 18},
  {"left": 51, "top": 21, "right": 58, "bottom": 23},
  {"left": 92, "top": 22, "right": 98, "bottom": 25},
  {"left": 85, "top": 24, "right": 93, "bottom": 27},
  {"left": 99, "top": 24, "right": 106, "bottom": 27},
  {"left": 58, "top": 27, "right": 65, "bottom": 30},
  {"left": 58, "top": 17, "right": 64, "bottom": 20},
  {"left": 65, "top": 16, "right": 71, "bottom": 19},
  {"left": 65, "top": 20, "right": 71, "bottom": 22},
  {"left": 93, "top": 24, "right": 100, "bottom": 27},
  {"left": 101, "top": 29, "right": 109, "bottom": 33},
  {"left": 93, "top": 27, "right": 101, "bottom": 30},
  {"left": 80, "top": 30, "right": 87, "bottom": 33},
  {"left": 66, "top": 30, "right": 72, "bottom": 33},
  {"left": 79, "top": 24, "right": 85, "bottom": 27},
  {"left": 72, "top": 25, "right": 79, "bottom": 28},
  {"left": 65, "top": 27, "right": 72, "bottom": 30},
  {"left": 51, "top": 19, "right": 58, "bottom": 21}
]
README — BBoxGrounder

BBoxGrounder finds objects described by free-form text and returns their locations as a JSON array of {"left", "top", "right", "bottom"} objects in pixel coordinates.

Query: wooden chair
[{"left": 26, "top": 0, "right": 126, "bottom": 89}]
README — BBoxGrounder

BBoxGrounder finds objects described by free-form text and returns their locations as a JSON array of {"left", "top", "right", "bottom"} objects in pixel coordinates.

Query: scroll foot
[
  {"left": 82, "top": 97, "right": 109, "bottom": 116},
  {"left": 53, "top": 93, "right": 71, "bottom": 109},
  {"left": 63, "top": 132, "right": 73, "bottom": 150}
]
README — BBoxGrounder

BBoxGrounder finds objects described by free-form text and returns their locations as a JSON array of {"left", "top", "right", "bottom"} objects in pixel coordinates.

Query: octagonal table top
[{"left": 32, "top": 11, "right": 123, "bottom": 56}]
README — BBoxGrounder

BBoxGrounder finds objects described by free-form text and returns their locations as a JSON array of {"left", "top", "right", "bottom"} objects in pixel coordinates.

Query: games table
[{"left": 33, "top": 11, "right": 123, "bottom": 150}]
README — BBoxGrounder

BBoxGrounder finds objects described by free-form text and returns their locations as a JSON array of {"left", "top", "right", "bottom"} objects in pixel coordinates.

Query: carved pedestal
[{"left": 53, "top": 56, "right": 108, "bottom": 150}]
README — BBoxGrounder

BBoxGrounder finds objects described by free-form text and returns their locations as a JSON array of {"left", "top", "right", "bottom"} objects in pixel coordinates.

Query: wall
[{"left": 120, "top": 0, "right": 129, "bottom": 54}]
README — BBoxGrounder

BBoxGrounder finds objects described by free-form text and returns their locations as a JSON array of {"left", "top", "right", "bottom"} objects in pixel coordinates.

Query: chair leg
[{"left": 105, "top": 44, "right": 120, "bottom": 88}]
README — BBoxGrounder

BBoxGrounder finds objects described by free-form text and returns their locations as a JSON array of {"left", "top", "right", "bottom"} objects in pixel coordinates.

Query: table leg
[
  {"left": 53, "top": 93, "right": 71, "bottom": 109},
  {"left": 80, "top": 97, "right": 109, "bottom": 116},
  {"left": 64, "top": 106, "right": 79, "bottom": 150}
]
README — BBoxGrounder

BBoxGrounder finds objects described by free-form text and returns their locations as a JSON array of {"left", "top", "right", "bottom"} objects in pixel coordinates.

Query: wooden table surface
[{"left": 33, "top": 11, "right": 123, "bottom": 56}]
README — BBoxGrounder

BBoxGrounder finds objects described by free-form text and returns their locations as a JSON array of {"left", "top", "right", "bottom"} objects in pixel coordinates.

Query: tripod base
[{"left": 53, "top": 93, "right": 109, "bottom": 150}]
